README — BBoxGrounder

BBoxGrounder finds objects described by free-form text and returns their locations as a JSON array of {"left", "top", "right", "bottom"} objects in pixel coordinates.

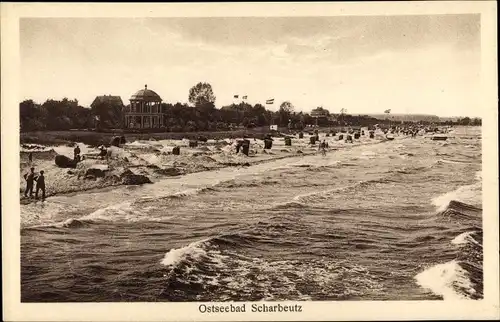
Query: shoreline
[{"left": 20, "top": 132, "right": 392, "bottom": 204}]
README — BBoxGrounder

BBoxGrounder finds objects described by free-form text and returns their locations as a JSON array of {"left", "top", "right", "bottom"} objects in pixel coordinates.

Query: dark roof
[
  {"left": 130, "top": 85, "right": 162, "bottom": 102},
  {"left": 91, "top": 95, "right": 124, "bottom": 107},
  {"left": 311, "top": 107, "right": 330, "bottom": 117}
]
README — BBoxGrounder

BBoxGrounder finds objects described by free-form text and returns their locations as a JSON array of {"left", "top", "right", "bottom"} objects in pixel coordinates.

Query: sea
[{"left": 21, "top": 126, "right": 482, "bottom": 302}]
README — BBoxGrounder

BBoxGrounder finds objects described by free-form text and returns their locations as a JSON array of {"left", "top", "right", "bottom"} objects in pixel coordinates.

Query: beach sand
[{"left": 20, "top": 131, "right": 386, "bottom": 203}]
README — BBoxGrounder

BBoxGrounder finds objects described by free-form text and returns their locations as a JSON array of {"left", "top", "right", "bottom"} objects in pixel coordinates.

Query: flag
[
  {"left": 234, "top": 95, "right": 239, "bottom": 98},
  {"left": 242, "top": 95, "right": 248, "bottom": 99},
  {"left": 266, "top": 99, "right": 274, "bottom": 104},
  {"left": 384, "top": 109, "right": 391, "bottom": 114}
]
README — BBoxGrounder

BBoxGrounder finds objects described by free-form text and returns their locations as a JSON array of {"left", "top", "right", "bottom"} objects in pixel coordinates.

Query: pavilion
[{"left": 124, "top": 85, "right": 163, "bottom": 129}]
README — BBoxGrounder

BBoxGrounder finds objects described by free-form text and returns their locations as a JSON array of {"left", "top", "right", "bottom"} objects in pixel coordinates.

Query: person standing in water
[
  {"left": 28, "top": 152, "right": 33, "bottom": 163},
  {"left": 35, "top": 170, "right": 46, "bottom": 200},
  {"left": 24, "top": 167, "right": 35, "bottom": 198}
]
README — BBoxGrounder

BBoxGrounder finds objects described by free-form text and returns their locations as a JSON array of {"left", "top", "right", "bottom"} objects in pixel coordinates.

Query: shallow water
[{"left": 21, "top": 127, "right": 482, "bottom": 302}]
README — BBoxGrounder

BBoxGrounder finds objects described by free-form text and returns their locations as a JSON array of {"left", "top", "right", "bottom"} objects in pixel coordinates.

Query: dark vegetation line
[{"left": 20, "top": 82, "right": 481, "bottom": 147}]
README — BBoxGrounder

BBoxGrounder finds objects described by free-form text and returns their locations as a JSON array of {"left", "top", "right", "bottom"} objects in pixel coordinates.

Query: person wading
[
  {"left": 23, "top": 167, "right": 35, "bottom": 198},
  {"left": 35, "top": 170, "right": 46, "bottom": 200}
]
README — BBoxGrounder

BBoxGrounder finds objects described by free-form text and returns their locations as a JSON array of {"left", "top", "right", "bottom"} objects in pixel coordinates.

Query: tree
[
  {"left": 20, "top": 99, "right": 45, "bottom": 131},
  {"left": 458, "top": 117, "right": 471, "bottom": 126},
  {"left": 43, "top": 98, "right": 82, "bottom": 130},
  {"left": 188, "top": 82, "right": 216, "bottom": 106},
  {"left": 279, "top": 101, "right": 294, "bottom": 114},
  {"left": 90, "top": 97, "right": 124, "bottom": 129},
  {"left": 279, "top": 101, "right": 294, "bottom": 127}
]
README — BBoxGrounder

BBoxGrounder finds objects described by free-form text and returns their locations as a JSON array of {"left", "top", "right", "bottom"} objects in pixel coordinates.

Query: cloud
[{"left": 20, "top": 16, "right": 481, "bottom": 116}]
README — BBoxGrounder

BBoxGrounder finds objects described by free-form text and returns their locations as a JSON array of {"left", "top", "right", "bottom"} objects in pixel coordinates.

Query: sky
[{"left": 20, "top": 15, "right": 481, "bottom": 117}]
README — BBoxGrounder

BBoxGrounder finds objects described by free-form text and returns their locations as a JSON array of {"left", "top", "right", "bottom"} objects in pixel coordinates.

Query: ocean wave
[
  {"left": 22, "top": 217, "right": 95, "bottom": 231},
  {"left": 216, "top": 178, "right": 280, "bottom": 189},
  {"left": 159, "top": 235, "right": 385, "bottom": 301},
  {"left": 393, "top": 165, "right": 429, "bottom": 175},
  {"left": 23, "top": 201, "right": 140, "bottom": 229},
  {"left": 435, "top": 158, "right": 471, "bottom": 165},
  {"left": 451, "top": 231, "right": 481, "bottom": 246},
  {"left": 161, "top": 239, "right": 215, "bottom": 268},
  {"left": 269, "top": 200, "right": 308, "bottom": 210},
  {"left": 292, "top": 185, "right": 351, "bottom": 203},
  {"left": 437, "top": 202, "right": 482, "bottom": 225},
  {"left": 156, "top": 186, "right": 217, "bottom": 199},
  {"left": 415, "top": 227, "right": 482, "bottom": 301},
  {"left": 431, "top": 183, "right": 482, "bottom": 212},
  {"left": 414, "top": 260, "right": 476, "bottom": 300},
  {"left": 305, "top": 165, "right": 340, "bottom": 172},
  {"left": 81, "top": 186, "right": 219, "bottom": 222},
  {"left": 292, "top": 177, "right": 391, "bottom": 204},
  {"left": 79, "top": 201, "right": 137, "bottom": 221}
]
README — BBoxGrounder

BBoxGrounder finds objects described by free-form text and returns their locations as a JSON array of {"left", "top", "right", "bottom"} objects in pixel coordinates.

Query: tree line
[{"left": 19, "top": 82, "right": 481, "bottom": 132}]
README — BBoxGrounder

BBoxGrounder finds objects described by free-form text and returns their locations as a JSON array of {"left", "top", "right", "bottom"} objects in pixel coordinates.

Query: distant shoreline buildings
[
  {"left": 91, "top": 85, "right": 165, "bottom": 129},
  {"left": 84, "top": 85, "right": 479, "bottom": 131}
]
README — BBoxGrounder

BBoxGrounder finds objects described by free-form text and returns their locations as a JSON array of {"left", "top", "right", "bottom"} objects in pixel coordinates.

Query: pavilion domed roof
[{"left": 130, "top": 85, "right": 162, "bottom": 102}]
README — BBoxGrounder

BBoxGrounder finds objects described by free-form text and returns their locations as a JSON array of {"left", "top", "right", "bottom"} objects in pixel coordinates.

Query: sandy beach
[{"left": 20, "top": 130, "right": 388, "bottom": 203}]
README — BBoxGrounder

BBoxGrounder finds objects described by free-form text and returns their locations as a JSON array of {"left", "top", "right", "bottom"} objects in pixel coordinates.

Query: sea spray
[
  {"left": 431, "top": 182, "right": 482, "bottom": 212},
  {"left": 415, "top": 260, "right": 475, "bottom": 300},
  {"left": 161, "top": 240, "right": 210, "bottom": 268}
]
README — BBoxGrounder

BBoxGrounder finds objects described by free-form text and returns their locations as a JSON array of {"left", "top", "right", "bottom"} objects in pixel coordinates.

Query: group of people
[{"left": 23, "top": 167, "right": 46, "bottom": 200}]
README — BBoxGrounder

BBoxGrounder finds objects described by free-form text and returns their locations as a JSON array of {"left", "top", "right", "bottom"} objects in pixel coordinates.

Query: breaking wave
[
  {"left": 159, "top": 233, "right": 386, "bottom": 301},
  {"left": 415, "top": 174, "right": 482, "bottom": 300},
  {"left": 431, "top": 180, "right": 481, "bottom": 212}
]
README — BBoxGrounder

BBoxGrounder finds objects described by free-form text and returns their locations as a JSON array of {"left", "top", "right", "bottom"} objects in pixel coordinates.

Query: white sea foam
[
  {"left": 475, "top": 170, "right": 482, "bottom": 181},
  {"left": 451, "top": 231, "right": 480, "bottom": 246},
  {"left": 431, "top": 182, "right": 481, "bottom": 212},
  {"left": 161, "top": 240, "right": 209, "bottom": 267},
  {"left": 292, "top": 184, "right": 356, "bottom": 203},
  {"left": 79, "top": 201, "right": 135, "bottom": 221},
  {"left": 436, "top": 158, "right": 463, "bottom": 165},
  {"left": 415, "top": 260, "right": 475, "bottom": 300}
]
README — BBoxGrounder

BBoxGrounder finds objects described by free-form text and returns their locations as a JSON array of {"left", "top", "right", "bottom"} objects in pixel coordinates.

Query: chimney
[{"left": 145, "top": 84, "right": 147, "bottom": 90}]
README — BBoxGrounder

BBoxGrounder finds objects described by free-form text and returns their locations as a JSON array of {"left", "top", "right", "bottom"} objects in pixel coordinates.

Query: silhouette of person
[
  {"left": 24, "top": 167, "right": 35, "bottom": 197},
  {"left": 35, "top": 170, "right": 46, "bottom": 200}
]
